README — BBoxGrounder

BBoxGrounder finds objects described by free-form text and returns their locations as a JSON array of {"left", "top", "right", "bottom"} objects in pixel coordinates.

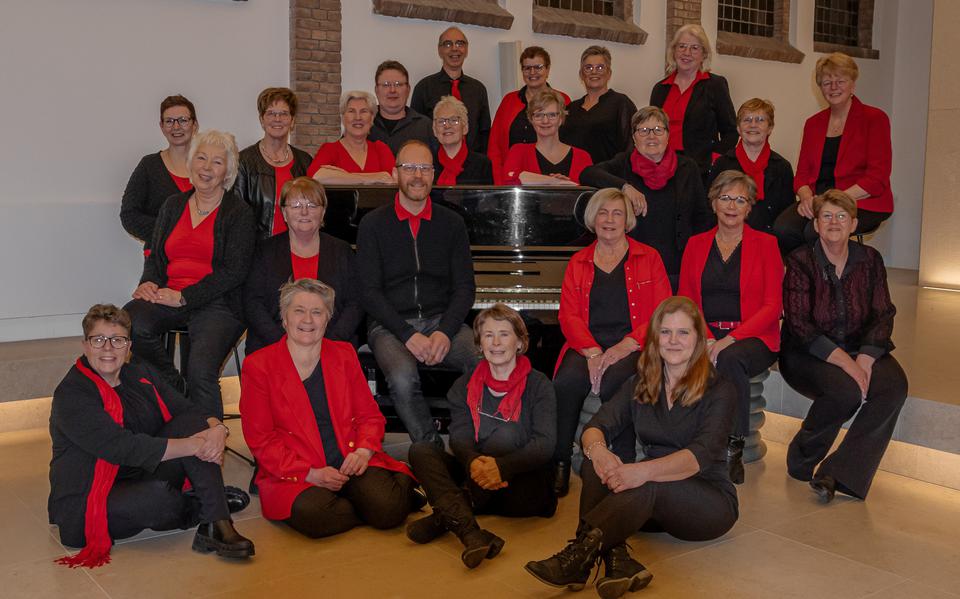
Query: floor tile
[{"left": 0, "top": 555, "right": 109, "bottom": 599}]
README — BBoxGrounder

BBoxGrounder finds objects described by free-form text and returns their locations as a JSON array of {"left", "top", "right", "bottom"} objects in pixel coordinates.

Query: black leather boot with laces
[{"left": 524, "top": 527, "right": 603, "bottom": 590}]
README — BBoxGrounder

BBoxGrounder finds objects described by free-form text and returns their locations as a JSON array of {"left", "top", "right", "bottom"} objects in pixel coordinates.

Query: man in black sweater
[
  {"left": 357, "top": 140, "right": 478, "bottom": 445},
  {"left": 370, "top": 60, "right": 434, "bottom": 156}
]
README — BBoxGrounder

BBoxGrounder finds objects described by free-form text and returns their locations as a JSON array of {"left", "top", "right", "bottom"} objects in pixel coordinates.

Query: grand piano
[{"left": 323, "top": 184, "right": 597, "bottom": 431}]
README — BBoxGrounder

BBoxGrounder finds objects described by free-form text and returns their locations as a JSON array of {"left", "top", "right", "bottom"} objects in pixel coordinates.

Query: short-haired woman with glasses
[
  {"left": 243, "top": 177, "right": 363, "bottom": 355},
  {"left": 581, "top": 106, "right": 711, "bottom": 289},
  {"left": 431, "top": 96, "right": 494, "bottom": 185},
  {"left": 49, "top": 304, "right": 254, "bottom": 568},
  {"left": 502, "top": 89, "right": 592, "bottom": 185},
  {"left": 679, "top": 170, "right": 783, "bottom": 484},
  {"left": 121, "top": 95, "right": 198, "bottom": 256},
  {"left": 308, "top": 90, "right": 396, "bottom": 185},
  {"left": 488, "top": 46, "right": 570, "bottom": 183},
  {"left": 561, "top": 46, "right": 638, "bottom": 164}
]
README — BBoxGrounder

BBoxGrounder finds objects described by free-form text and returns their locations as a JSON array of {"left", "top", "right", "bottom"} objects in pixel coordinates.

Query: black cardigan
[
  {"left": 48, "top": 359, "right": 201, "bottom": 546},
  {"left": 141, "top": 189, "right": 256, "bottom": 318},
  {"left": 431, "top": 146, "right": 494, "bottom": 185},
  {"left": 242, "top": 231, "right": 363, "bottom": 354},
  {"left": 233, "top": 143, "right": 313, "bottom": 240},
  {"left": 120, "top": 152, "right": 183, "bottom": 250},
  {"left": 650, "top": 73, "right": 738, "bottom": 175},
  {"left": 447, "top": 369, "right": 557, "bottom": 481},
  {"left": 356, "top": 202, "right": 475, "bottom": 342},
  {"left": 707, "top": 149, "right": 796, "bottom": 235}
]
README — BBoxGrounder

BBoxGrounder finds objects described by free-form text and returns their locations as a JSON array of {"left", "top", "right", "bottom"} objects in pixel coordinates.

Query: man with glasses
[
  {"left": 411, "top": 27, "right": 491, "bottom": 154},
  {"left": 370, "top": 60, "right": 434, "bottom": 155},
  {"left": 357, "top": 140, "right": 477, "bottom": 447}
]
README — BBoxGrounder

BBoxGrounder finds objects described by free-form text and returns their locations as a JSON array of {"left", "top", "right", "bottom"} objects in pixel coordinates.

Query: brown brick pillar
[
  {"left": 290, "top": 0, "right": 342, "bottom": 154},
  {"left": 665, "top": 0, "right": 703, "bottom": 42}
]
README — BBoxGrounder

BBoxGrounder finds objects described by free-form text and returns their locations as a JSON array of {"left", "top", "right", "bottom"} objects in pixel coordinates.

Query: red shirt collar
[
  {"left": 663, "top": 69, "right": 710, "bottom": 87},
  {"left": 394, "top": 193, "right": 432, "bottom": 237}
]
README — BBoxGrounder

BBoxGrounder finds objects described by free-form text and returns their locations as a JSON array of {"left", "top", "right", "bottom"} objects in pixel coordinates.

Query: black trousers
[
  {"left": 125, "top": 298, "right": 245, "bottom": 420},
  {"left": 408, "top": 441, "right": 557, "bottom": 519},
  {"left": 773, "top": 205, "right": 890, "bottom": 255},
  {"left": 578, "top": 457, "right": 738, "bottom": 552},
  {"left": 284, "top": 467, "right": 415, "bottom": 538},
  {"left": 780, "top": 350, "right": 907, "bottom": 499},
  {"left": 104, "top": 413, "right": 230, "bottom": 544},
  {"left": 553, "top": 350, "right": 638, "bottom": 463},
  {"left": 712, "top": 337, "right": 778, "bottom": 437}
]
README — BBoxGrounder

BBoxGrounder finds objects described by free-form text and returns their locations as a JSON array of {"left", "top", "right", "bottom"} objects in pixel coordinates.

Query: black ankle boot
[
  {"left": 726, "top": 435, "right": 745, "bottom": 485},
  {"left": 406, "top": 512, "right": 447, "bottom": 544},
  {"left": 524, "top": 526, "right": 603, "bottom": 590},
  {"left": 439, "top": 507, "right": 504, "bottom": 568},
  {"left": 596, "top": 543, "right": 652, "bottom": 599},
  {"left": 192, "top": 520, "right": 255, "bottom": 559},
  {"left": 810, "top": 475, "right": 837, "bottom": 503},
  {"left": 553, "top": 461, "right": 571, "bottom": 497},
  {"left": 224, "top": 486, "right": 251, "bottom": 514}
]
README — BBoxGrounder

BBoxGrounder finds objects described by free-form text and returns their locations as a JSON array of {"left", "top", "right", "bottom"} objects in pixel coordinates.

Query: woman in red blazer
[
  {"left": 679, "top": 170, "right": 783, "bottom": 484},
  {"left": 552, "top": 188, "right": 672, "bottom": 496},
  {"left": 774, "top": 53, "right": 892, "bottom": 254},
  {"left": 240, "top": 279, "right": 418, "bottom": 538}
]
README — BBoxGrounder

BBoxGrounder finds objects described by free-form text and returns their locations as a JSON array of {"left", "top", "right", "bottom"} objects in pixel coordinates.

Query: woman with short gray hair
[{"left": 308, "top": 90, "right": 395, "bottom": 184}]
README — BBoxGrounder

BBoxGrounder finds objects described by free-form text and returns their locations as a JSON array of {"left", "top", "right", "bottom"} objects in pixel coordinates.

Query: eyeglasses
[
  {"left": 635, "top": 126, "right": 666, "bottom": 137},
  {"left": 86, "top": 335, "right": 130, "bottom": 349},
  {"left": 717, "top": 194, "right": 750, "bottom": 207},
  {"left": 531, "top": 111, "right": 561, "bottom": 122},
  {"left": 162, "top": 116, "right": 193, "bottom": 128},
  {"left": 377, "top": 81, "right": 408, "bottom": 90},
  {"left": 265, "top": 110, "right": 292, "bottom": 120},
  {"left": 820, "top": 78, "right": 851, "bottom": 89},
  {"left": 581, "top": 63, "right": 608, "bottom": 74},
  {"left": 818, "top": 211, "right": 851, "bottom": 223},
  {"left": 434, "top": 116, "right": 463, "bottom": 127},
  {"left": 284, "top": 200, "right": 322, "bottom": 211},
  {"left": 521, "top": 64, "right": 546, "bottom": 73},
  {"left": 739, "top": 115, "right": 768, "bottom": 125},
  {"left": 397, "top": 163, "right": 435, "bottom": 175},
  {"left": 439, "top": 40, "right": 468, "bottom": 49},
  {"left": 677, "top": 43, "right": 703, "bottom": 53}
]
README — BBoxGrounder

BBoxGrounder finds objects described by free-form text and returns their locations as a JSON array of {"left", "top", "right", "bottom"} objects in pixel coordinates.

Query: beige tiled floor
[{"left": 3, "top": 426, "right": 959, "bottom": 599}]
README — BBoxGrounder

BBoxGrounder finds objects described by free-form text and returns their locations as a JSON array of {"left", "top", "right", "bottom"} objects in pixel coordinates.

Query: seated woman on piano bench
[
  {"left": 552, "top": 188, "right": 672, "bottom": 497},
  {"left": 406, "top": 304, "right": 557, "bottom": 569}
]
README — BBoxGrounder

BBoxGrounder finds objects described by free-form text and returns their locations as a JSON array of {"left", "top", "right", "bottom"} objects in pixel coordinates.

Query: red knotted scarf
[
  {"left": 437, "top": 142, "right": 468, "bottom": 186},
  {"left": 629, "top": 148, "right": 678, "bottom": 190},
  {"left": 735, "top": 140, "right": 770, "bottom": 200},
  {"left": 466, "top": 356, "right": 532, "bottom": 441}
]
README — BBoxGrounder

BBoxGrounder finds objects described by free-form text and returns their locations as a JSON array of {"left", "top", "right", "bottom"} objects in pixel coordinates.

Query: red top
[
  {"left": 661, "top": 70, "right": 710, "bottom": 153},
  {"left": 168, "top": 171, "right": 193, "bottom": 193},
  {"left": 240, "top": 337, "right": 414, "bottom": 520},
  {"left": 307, "top": 139, "right": 395, "bottom": 177},
  {"left": 394, "top": 193, "right": 433, "bottom": 238},
  {"left": 164, "top": 203, "right": 217, "bottom": 291},
  {"left": 555, "top": 238, "right": 672, "bottom": 373},
  {"left": 794, "top": 96, "right": 893, "bottom": 213},
  {"left": 488, "top": 88, "right": 571, "bottom": 184},
  {"left": 501, "top": 143, "right": 593, "bottom": 185},
  {"left": 291, "top": 252, "right": 319, "bottom": 281},
  {"left": 678, "top": 226, "right": 784, "bottom": 352},
  {"left": 271, "top": 160, "right": 295, "bottom": 236}
]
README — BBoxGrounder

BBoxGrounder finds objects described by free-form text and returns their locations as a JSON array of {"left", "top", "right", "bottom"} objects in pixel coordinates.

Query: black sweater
[
  {"left": 233, "top": 143, "right": 313, "bottom": 240},
  {"left": 356, "top": 202, "right": 475, "bottom": 342},
  {"left": 120, "top": 152, "right": 182, "bottom": 250},
  {"left": 242, "top": 231, "right": 363, "bottom": 354},
  {"left": 141, "top": 190, "right": 256, "bottom": 318},
  {"left": 707, "top": 149, "right": 796, "bottom": 235},
  {"left": 447, "top": 369, "right": 557, "bottom": 481},
  {"left": 431, "top": 146, "right": 494, "bottom": 185}
]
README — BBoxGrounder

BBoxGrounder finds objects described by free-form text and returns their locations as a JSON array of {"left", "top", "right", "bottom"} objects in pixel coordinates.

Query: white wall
[{"left": 0, "top": 0, "right": 933, "bottom": 341}]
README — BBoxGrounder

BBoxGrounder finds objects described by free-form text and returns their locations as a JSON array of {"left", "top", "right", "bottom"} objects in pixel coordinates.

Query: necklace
[
  {"left": 260, "top": 141, "right": 291, "bottom": 164},
  {"left": 194, "top": 194, "right": 222, "bottom": 216}
]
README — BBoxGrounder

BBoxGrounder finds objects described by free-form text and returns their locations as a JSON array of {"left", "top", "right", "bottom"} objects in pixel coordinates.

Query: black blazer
[
  {"left": 233, "top": 143, "right": 313, "bottom": 240},
  {"left": 707, "top": 149, "right": 796, "bottom": 234},
  {"left": 650, "top": 73, "right": 738, "bottom": 175},
  {"left": 120, "top": 152, "right": 183, "bottom": 250},
  {"left": 141, "top": 189, "right": 256, "bottom": 318},
  {"left": 242, "top": 231, "right": 363, "bottom": 354},
  {"left": 431, "top": 147, "right": 494, "bottom": 185}
]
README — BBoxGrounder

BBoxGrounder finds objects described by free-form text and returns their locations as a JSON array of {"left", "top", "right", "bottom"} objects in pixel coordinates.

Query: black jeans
[
  {"left": 780, "top": 350, "right": 907, "bottom": 499},
  {"left": 103, "top": 413, "right": 230, "bottom": 544},
  {"left": 125, "top": 298, "right": 245, "bottom": 420},
  {"left": 284, "top": 467, "right": 414, "bottom": 538},
  {"left": 553, "top": 350, "right": 638, "bottom": 463},
  {"left": 408, "top": 441, "right": 557, "bottom": 519},
  {"left": 578, "top": 457, "right": 738, "bottom": 552},
  {"left": 712, "top": 337, "right": 778, "bottom": 437},
  {"left": 773, "top": 205, "right": 890, "bottom": 255}
]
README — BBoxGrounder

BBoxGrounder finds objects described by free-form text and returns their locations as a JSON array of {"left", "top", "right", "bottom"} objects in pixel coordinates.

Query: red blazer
[
  {"left": 678, "top": 225, "right": 783, "bottom": 352},
  {"left": 240, "top": 337, "right": 413, "bottom": 520},
  {"left": 501, "top": 143, "right": 593, "bottom": 185},
  {"left": 794, "top": 96, "right": 893, "bottom": 213},
  {"left": 488, "top": 88, "right": 570, "bottom": 184},
  {"left": 556, "top": 238, "right": 672, "bottom": 372}
]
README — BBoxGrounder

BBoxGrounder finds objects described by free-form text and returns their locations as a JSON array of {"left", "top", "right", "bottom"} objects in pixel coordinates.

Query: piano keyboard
[
  {"left": 473, "top": 287, "right": 561, "bottom": 311},
  {"left": 473, "top": 298, "right": 560, "bottom": 311}
]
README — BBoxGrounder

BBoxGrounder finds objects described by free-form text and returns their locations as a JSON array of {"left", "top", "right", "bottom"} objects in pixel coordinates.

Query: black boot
[
  {"left": 553, "top": 461, "right": 571, "bottom": 497},
  {"left": 192, "top": 520, "right": 255, "bottom": 559},
  {"left": 596, "top": 543, "right": 652, "bottom": 599},
  {"left": 406, "top": 512, "right": 447, "bottom": 544},
  {"left": 726, "top": 435, "right": 745, "bottom": 485},
  {"left": 524, "top": 526, "right": 603, "bottom": 590},
  {"left": 438, "top": 504, "right": 505, "bottom": 569}
]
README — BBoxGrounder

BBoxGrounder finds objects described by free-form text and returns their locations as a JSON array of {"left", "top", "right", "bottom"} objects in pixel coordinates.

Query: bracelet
[
  {"left": 585, "top": 352, "right": 602, "bottom": 360},
  {"left": 216, "top": 422, "right": 230, "bottom": 437},
  {"left": 583, "top": 441, "right": 606, "bottom": 461}
]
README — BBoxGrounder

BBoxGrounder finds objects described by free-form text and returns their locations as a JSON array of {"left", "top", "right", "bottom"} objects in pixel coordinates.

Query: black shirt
[
  {"left": 303, "top": 362, "right": 344, "bottom": 469},
  {"left": 508, "top": 87, "right": 537, "bottom": 147},
  {"left": 431, "top": 146, "right": 494, "bottom": 185},
  {"left": 560, "top": 89, "right": 637, "bottom": 164},
  {"left": 411, "top": 69, "right": 492, "bottom": 153},
  {"left": 816, "top": 136, "right": 842, "bottom": 194},
  {"left": 588, "top": 256, "right": 633, "bottom": 349},
  {"left": 629, "top": 178, "right": 682, "bottom": 278},
  {"left": 536, "top": 148, "right": 573, "bottom": 177},
  {"left": 701, "top": 240, "right": 742, "bottom": 337}
]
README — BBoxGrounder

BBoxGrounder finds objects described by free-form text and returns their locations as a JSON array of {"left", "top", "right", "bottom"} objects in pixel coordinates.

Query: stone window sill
[
  {"left": 717, "top": 31, "right": 804, "bottom": 64},
  {"left": 532, "top": 5, "right": 647, "bottom": 45},
  {"left": 372, "top": 0, "right": 513, "bottom": 30},
  {"left": 813, "top": 41, "right": 879, "bottom": 60}
]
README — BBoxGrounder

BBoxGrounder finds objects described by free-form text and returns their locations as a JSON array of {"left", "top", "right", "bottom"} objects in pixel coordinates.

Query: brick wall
[{"left": 290, "top": 0, "right": 343, "bottom": 154}]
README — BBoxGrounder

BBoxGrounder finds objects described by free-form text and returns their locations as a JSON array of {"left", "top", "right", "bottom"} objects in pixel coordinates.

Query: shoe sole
[
  {"left": 596, "top": 571, "right": 653, "bottom": 599},
  {"left": 192, "top": 536, "right": 256, "bottom": 559},
  {"left": 523, "top": 564, "right": 587, "bottom": 591}
]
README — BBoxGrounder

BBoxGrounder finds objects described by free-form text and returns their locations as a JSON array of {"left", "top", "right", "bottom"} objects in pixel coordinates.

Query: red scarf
[
  {"left": 735, "top": 140, "right": 770, "bottom": 200},
  {"left": 466, "top": 356, "right": 532, "bottom": 441},
  {"left": 56, "top": 360, "right": 172, "bottom": 569},
  {"left": 629, "top": 148, "right": 678, "bottom": 190},
  {"left": 437, "top": 143, "right": 468, "bottom": 186}
]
